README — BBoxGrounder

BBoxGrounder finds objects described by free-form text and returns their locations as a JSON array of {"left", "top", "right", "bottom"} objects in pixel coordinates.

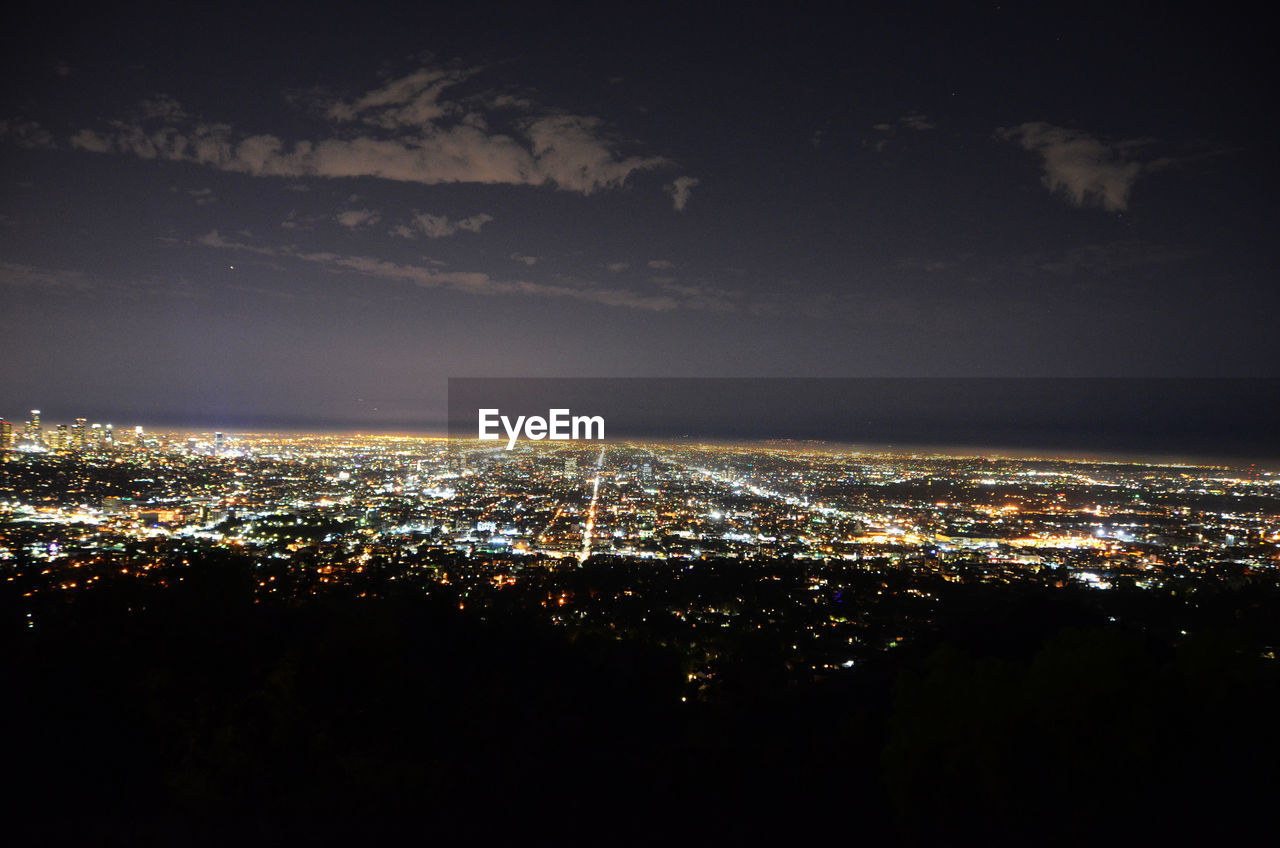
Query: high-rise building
[
  {"left": 25, "top": 410, "right": 41, "bottom": 444},
  {"left": 72, "top": 419, "right": 87, "bottom": 450},
  {"left": 51, "top": 424, "right": 69, "bottom": 450},
  {"left": 104, "top": 424, "right": 114, "bottom": 444},
  {"left": 214, "top": 432, "right": 226, "bottom": 451},
  {"left": 90, "top": 423, "right": 103, "bottom": 447},
  {"left": 0, "top": 419, "right": 11, "bottom": 450}
]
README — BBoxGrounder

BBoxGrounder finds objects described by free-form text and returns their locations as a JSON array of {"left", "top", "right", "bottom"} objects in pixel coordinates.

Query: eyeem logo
[{"left": 478, "top": 408, "right": 605, "bottom": 449}]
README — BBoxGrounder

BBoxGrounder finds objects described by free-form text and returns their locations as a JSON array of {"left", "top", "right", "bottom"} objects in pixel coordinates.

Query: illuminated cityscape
[
  {"left": 5, "top": 418, "right": 1278, "bottom": 689},
  {"left": 5, "top": 0, "right": 1278, "bottom": 842},
  {"left": 6, "top": 413, "right": 1280, "bottom": 843}
]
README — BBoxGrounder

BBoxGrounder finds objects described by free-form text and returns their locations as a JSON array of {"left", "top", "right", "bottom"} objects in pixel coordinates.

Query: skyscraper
[
  {"left": 72, "top": 419, "right": 87, "bottom": 450},
  {"left": 25, "top": 410, "right": 41, "bottom": 445},
  {"left": 0, "top": 419, "right": 11, "bottom": 450}
]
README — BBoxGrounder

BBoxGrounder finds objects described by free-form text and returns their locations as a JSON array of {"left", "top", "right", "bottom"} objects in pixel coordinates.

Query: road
[{"left": 579, "top": 445, "right": 606, "bottom": 562}]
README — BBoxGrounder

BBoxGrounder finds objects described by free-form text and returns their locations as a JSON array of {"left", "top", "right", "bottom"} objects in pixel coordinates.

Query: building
[
  {"left": 72, "top": 419, "right": 87, "bottom": 450},
  {"left": 25, "top": 409, "right": 41, "bottom": 444},
  {"left": 0, "top": 419, "right": 11, "bottom": 450}
]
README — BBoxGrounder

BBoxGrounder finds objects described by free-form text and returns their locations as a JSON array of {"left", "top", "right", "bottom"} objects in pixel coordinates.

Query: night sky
[{"left": 2, "top": 2, "right": 1276, "bottom": 430}]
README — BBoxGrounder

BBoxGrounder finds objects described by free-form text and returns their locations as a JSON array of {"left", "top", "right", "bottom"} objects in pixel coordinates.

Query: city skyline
[
  {"left": 5, "top": 6, "right": 1279, "bottom": 840},
  {"left": 6, "top": 372, "right": 1279, "bottom": 464},
  {"left": 4, "top": 412, "right": 1279, "bottom": 473},
  {"left": 8, "top": 425, "right": 1277, "bottom": 842}
]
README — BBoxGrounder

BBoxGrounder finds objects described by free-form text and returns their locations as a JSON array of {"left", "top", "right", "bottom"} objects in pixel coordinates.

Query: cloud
[
  {"left": 896, "top": 257, "right": 951, "bottom": 273},
  {"left": 647, "top": 259, "right": 673, "bottom": 269},
  {"left": 524, "top": 114, "right": 668, "bottom": 194},
  {"left": 0, "top": 119, "right": 55, "bottom": 150},
  {"left": 197, "top": 230, "right": 279, "bottom": 255},
  {"left": 390, "top": 212, "right": 493, "bottom": 239},
  {"left": 62, "top": 67, "right": 672, "bottom": 196},
  {"left": 0, "top": 261, "right": 93, "bottom": 294},
  {"left": 195, "top": 231, "right": 688, "bottom": 311},
  {"left": 137, "top": 95, "right": 188, "bottom": 122},
  {"left": 1032, "top": 239, "right": 1198, "bottom": 276},
  {"left": 655, "top": 279, "right": 740, "bottom": 312},
  {"left": 997, "top": 122, "right": 1144, "bottom": 212},
  {"left": 510, "top": 253, "right": 538, "bottom": 266},
  {"left": 0, "top": 261, "right": 201, "bottom": 300},
  {"left": 325, "top": 67, "right": 466, "bottom": 128},
  {"left": 899, "top": 112, "right": 936, "bottom": 131},
  {"left": 171, "top": 185, "right": 217, "bottom": 205},
  {"left": 281, "top": 210, "right": 323, "bottom": 231},
  {"left": 926, "top": 239, "right": 1201, "bottom": 295},
  {"left": 605, "top": 262, "right": 629, "bottom": 272},
  {"left": 866, "top": 112, "right": 936, "bottom": 151},
  {"left": 336, "top": 208, "right": 381, "bottom": 229},
  {"left": 664, "top": 175, "right": 699, "bottom": 211}
]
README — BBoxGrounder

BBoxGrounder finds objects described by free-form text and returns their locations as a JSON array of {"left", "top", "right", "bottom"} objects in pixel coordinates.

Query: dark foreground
[{"left": 5, "top": 559, "right": 1280, "bottom": 846}]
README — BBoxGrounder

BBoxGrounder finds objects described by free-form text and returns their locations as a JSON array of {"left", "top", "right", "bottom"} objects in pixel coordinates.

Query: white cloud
[
  {"left": 605, "top": 262, "right": 629, "bottom": 272},
  {"left": 997, "top": 122, "right": 1144, "bottom": 212},
  {"left": 664, "top": 175, "right": 699, "bottom": 211},
  {"left": 63, "top": 67, "right": 672, "bottom": 196},
  {"left": 191, "top": 231, "right": 756, "bottom": 313},
  {"left": 390, "top": 212, "right": 493, "bottom": 239},
  {"left": 655, "top": 279, "right": 739, "bottom": 312},
  {"left": 524, "top": 114, "right": 669, "bottom": 195},
  {"left": 336, "top": 208, "right": 381, "bottom": 229},
  {"left": 0, "top": 261, "right": 200, "bottom": 300},
  {"left": 899, "top": 112, "right": 936, "bottom": 131},
  {"left": 326, "top": 68, "right": 466, "bottom": 128},
  {"left": 281, "top": 210, "right": 323, "bottom": 231},
  {"left": 866, "top": 112, "right": 936, "bottom": 152},
  {"left": 510, "top": 253, "right": 538, "bottom": 265},
  {"left": 197, "top": 230, "right": 278, "bottom": 254},
  {"left": 0, "top": 119, "right": 55, "bottom": 150},
  {"left": 0, "top": 261, "right": 93, "bottom": 293},
  {"left": 299, "top": 252, "right": 681, "bottom": 311}
]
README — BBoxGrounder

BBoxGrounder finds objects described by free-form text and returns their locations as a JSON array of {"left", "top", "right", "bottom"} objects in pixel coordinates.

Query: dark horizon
[{"left": 7, "top": 377, "right": 1276, "bottom": 468}]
